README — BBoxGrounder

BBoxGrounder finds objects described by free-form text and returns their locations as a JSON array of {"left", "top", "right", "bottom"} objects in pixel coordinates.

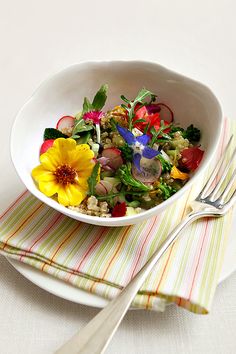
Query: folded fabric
[{"left": 0, "top": 119, "right": 234, "bottom": 314}]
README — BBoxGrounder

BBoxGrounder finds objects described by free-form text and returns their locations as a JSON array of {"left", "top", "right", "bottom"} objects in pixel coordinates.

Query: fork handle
[{"left": 55, "top": 210, "right": 210, "bottom": 354}]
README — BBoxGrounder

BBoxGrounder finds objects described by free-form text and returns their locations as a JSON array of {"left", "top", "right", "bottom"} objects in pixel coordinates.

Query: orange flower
[{"left": 170, "top": 166, "right": 189, "bottom": 180}]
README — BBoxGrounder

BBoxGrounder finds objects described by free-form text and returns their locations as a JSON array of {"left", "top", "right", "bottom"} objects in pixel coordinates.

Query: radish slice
[
  {"left": 156, "top": 103, "right": 174, "bottom": 123},
  {"left": 95, "top": 180, "right": 113, "bottom": 195},
  {"left": 40, "top": 139, "right": 54, "bottom": 155},
  {"left": 102, "top": 148, "right": 123, "bottom": 170},
  {"left": 56, "top": 116, "right": 75, "bottom": 133},
  {"left": 132, "top": 157, "right": 162, "bottom": 183}
]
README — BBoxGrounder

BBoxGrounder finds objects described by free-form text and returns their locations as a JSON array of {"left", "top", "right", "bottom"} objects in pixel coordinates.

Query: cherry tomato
[{"left": 181, "top": 147, "right": 204, "bottom": 171}]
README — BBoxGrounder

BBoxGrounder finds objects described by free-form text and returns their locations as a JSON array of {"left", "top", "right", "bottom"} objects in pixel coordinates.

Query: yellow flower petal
[
  {"left": 40, "top": 150, "right": 61, "bottom": 171},
  {"left": 69, "top": 150, "right": 94, "bottom": 170},
  {"left": 53, "top": 138, "right": 77, "bottom": 163},
  {"left": 170, "top": 166, "right": 189, "bottom": 180},
  {"left": 76, "top": 177, "right": 89, "bottom": 190},
  {"left": 67, "top": 184, "right": 87, "bottom": 205},
  {"left": 76, "top": 144, "right": 91, "bottom": 152},
  {"left": 32, "top": 165, "right": 56, "bottom": 182},
  {"left": 38, "top": 180, "right": 59, "bottom": 197},
  {"left": 32, "top": 138, "right": 94, "bottom": 205},
  {"left": 57, "top": 184, "right": 86, "bottom": 206}
]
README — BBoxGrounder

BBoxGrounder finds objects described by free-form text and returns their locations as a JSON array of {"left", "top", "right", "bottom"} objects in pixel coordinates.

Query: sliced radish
[
  {"left": 95, "top": 180, "right": 113, "bottom": 196},
  {"left": 132, "top": 157, "right": 162, "bottom": 183},
  {"left": 102, "top": 148, "right": 123, "bottom": 170},
  {"left": 40, "top": 139, "right": 54, "bottom": 155},
  {"left": 156, "top": 103, "right": 174, "bottom": 123},
  {"left": 56, "top": 115, "right": 75, "bottom": 132}
]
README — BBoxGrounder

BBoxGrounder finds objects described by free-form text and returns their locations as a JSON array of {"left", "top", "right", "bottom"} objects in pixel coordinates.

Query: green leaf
[
  {"left": 133, "top": 118, "right": 146, "bottom": 124},
  {"left": 156, "top": 155, "right": 172, "bottom": 173},
  {"left": 117, "top": 163, "right": 150, "bottom": 192},
  {"left": 110, "top": 118, "right": 117, "bottom": 131},
  {"left": 92, "top": 84, "right": 108, "bottom": 111},
  {"left": 75, "top": 111, "right": 82, "bottom": 120},
  {"left": 77, "top": 131, "right": 92, "bottom": 144},
  {"left": 120, "top": 88, "right": 155, "bottom": 130},
  {"left": 82, "top": 97, "right": 93, "bottom": 115},
  {"left": 150, "top": 121, "right": 172, "bottom": 146},
  {"left": 150, "top": 126, "right": 157, "bottom": 135},
  {"left": 143, "top": 122, "right": 150, "bottom": 134},
  {"left": 72, "top": 117, "right": 94, "bottom": 135},
  {"left": 71, "top": 131, "right": 92, "bottom": 144},
  {"left": 134, "top": 88, "right": 154, "bottom": 104},
  {"left": 70, "top": 134, "right": 81, "bottom": 139},
  {"left": 43, "top": 128, "right": 68, "bottom": 140},
  {"left": 120, "top": 95, "right": 130, "bottom": 104},
  {"left": 148, "top": 94, "right": 157, "bottom": 104},
  {"left": 119, "top": 143, "right": 133, "bottom": 162},
  {"left": 88, "top": 163, "right": 100, "bottom": 196}
]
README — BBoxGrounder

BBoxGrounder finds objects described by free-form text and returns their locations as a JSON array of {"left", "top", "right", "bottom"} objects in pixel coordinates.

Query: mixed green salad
[{"left": 32, "top": 85, "right": 204, "bottom": 217}]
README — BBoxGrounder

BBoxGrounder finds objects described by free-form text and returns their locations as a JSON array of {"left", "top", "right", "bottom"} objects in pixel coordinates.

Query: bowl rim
[{"left": 10, "top": 59, "right": 224, "bottom": 226}]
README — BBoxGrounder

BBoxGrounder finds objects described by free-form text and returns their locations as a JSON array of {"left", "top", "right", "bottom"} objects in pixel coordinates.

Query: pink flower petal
[{"left": 83, "top": 111, "right": 103, "bottom": 124}]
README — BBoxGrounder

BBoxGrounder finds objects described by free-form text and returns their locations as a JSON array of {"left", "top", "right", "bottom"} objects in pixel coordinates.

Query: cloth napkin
[{"left": 0, "top": 119, "right": 235, "bottom": 314}]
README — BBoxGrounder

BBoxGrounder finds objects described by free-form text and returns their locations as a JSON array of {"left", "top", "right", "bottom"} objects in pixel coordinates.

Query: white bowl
[{"left": 11, "top": 61, "right": 223, "bottom": 226}]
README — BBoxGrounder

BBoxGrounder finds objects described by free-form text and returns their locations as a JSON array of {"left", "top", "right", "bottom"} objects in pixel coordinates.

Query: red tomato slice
[
  {"left": 181, "top": 147, "right": 204, "bottom": 171},
  {"left": 133, "top": 103, "right": 170, "bottom": 135},
  {"left": 135, "top": 105, "right": 148, "bottom": 119}
]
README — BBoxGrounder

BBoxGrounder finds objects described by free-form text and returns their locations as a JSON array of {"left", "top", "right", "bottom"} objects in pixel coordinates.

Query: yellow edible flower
[
  {"left": 32, "top": 138, "right": 95, "bottom": 206},
  {"left": 170, "top": 166, "right": 189, "bottom": 180}
]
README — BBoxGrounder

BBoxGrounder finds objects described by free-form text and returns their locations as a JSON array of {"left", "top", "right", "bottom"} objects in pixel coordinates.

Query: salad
[{"left": 32, "top": 85, "right": 204, "bottom": 217}]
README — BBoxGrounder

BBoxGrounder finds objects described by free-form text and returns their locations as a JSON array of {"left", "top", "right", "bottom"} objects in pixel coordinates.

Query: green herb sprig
[
  {"left": 71, "top": 117, "right": 93, "bottom": 139},
  {"left": 150, "top": 120, "right": 172, "bottom": 147},
  {"left": 117, "top": 163, "right": 150, "bottom": 192},
  {"left": 72, "top": 84, "right": 108, "bottom": 139},
  {"left": 120, "top": 88, "right": 155, "bottom": 130},
  {"left": 87, "top": 163, "right": 100, "bottom": 196}
]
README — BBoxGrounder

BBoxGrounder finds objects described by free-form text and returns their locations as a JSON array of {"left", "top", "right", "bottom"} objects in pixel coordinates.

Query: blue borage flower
[{"left": 116, "top": 125, "right": 160, "bottom": 171}]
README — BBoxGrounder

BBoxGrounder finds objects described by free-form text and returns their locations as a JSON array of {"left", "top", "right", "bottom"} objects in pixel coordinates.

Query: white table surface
[{"left": 1, "top": 0, "right": 236, "bottom": 353}]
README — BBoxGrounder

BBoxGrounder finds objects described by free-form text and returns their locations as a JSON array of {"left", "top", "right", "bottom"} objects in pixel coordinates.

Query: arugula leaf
[
  {"left": 44, "top": 128, "right": 68, "bottom": 140},
  {"left": 92, "top": 84, "right": 108, "bottom": 111},
  {"left": 72, "top": 117, "right": 94, "bottom": 136},
  {"left": 77, "top": 131, "right": 92, "bottom": 144},
  {"left": 121, "top": 88, "right": 155, "bottom": 130},
  {"left": 82, "top": 97, "right": 93, "bottom": 115},
  {"left": 88, "top": 163, "right": 100, "bottom": 196}
]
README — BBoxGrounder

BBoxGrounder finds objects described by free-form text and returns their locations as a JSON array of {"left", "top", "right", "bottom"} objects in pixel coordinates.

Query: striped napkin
[{"left": 0, "top": 119, "right": 234, "bottom": 314}]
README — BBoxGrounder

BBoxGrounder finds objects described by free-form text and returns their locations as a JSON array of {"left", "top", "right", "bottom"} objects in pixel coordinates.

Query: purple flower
[
  {"left": 117, "top": 125, "right": 160, "bottom": 171},
  {"left": 83, "top": 111, "right": 103, "bottom": 124},
  {"left": 146, "top": 104, "right": 161, "bottom": 114}
]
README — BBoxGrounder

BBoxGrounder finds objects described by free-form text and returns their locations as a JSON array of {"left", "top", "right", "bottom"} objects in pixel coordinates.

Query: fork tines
[{"left": 197, "top": 135, "right": 236, "bottom": 209}]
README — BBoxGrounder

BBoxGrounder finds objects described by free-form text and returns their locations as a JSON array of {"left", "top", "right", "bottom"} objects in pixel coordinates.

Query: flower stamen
[{"left": 54, "top": 164, "right": 77, "bottom": 185}]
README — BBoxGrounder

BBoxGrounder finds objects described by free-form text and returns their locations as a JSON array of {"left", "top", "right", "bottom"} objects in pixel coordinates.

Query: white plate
[{"left": 6, "top": 206, "right": 236, "bottom": 309}]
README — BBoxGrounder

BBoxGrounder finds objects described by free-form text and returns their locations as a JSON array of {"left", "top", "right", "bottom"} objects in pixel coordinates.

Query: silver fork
[{"left": 56, "top": 136, "right": 236, "bottom": 354}]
